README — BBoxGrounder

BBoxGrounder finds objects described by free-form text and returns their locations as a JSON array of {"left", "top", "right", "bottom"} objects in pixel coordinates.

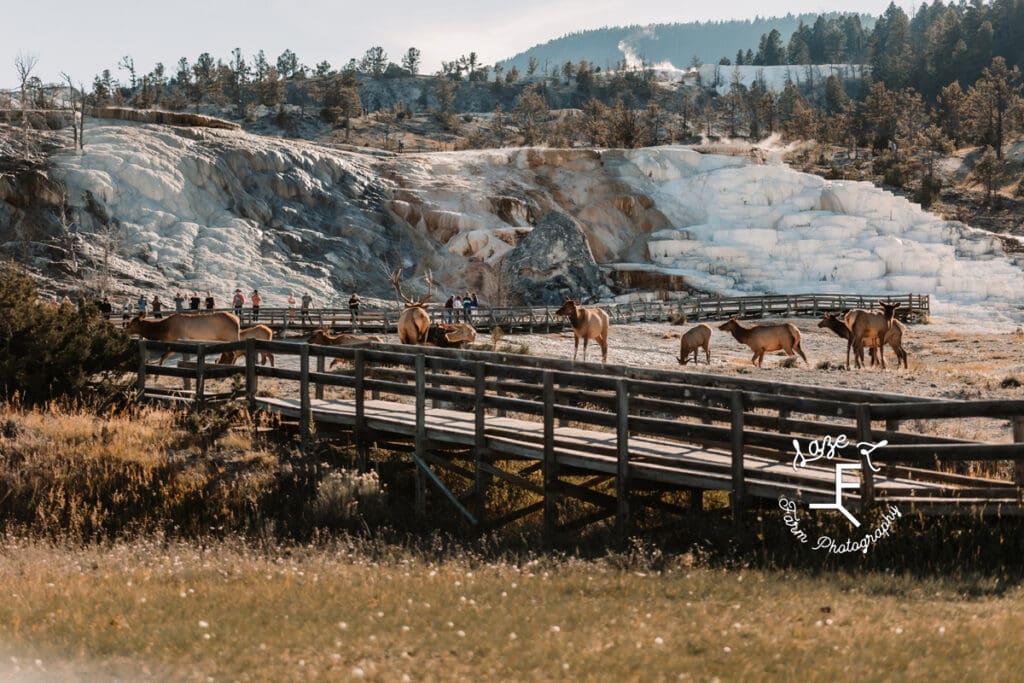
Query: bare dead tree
[
  {"left": 60, "top": 71, "right": 79, "bottom": 149},
  {"left": 14, "top": 52, "right": 38, "bottom": 158}
]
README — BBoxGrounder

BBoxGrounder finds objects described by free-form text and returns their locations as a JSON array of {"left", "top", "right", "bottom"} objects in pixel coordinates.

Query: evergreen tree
[{"left": 401, "top": 48, "right": 421, "bottom": 75}]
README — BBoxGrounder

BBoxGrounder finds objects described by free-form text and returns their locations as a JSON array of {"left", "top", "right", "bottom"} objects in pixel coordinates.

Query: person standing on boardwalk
[
  {"left": 348, "top": 292, "right": 360, "bottom": 325},
  {"left": 251, "top": 289, "right": 262, "bottom": 321},
  {"left": 122, "top": 300, "right": 132, "bottom": 326},
  {"left": 462, "top": 292, "right": 473, "bottom": 322},
  {"left": 301, "top": 292, "right": 312, "bottom": 324},
  {"left": 173, "top": 292, "right": 185, "bottom": 312},
  {"left": 444, "top": 295, "right": 455, "bottom": 323},
  {"left": 136, "top": 293, "right": 147, "bottom": 317},
  {"left": 151, "top": 295, "right": 163, "bottom": 319},
  {"left": 287, "top": 292, "right": 296, "bottom": 323},
  {"left": 204, "top": 291, "right": 215, "bottom": 310},
  {"left": 232, "top": 289, "right": 245, "bottom": 319},
  {"left": 99, "top": 296, "right": 112, "bottom": 320},
  {"left": 189, "top": 292, "right": 201, "bottom": 310}
]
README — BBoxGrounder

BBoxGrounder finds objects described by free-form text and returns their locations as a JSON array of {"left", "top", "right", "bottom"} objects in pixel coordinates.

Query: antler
[
  {"left": 389, "top": 268, "right": 434, "bottom": 307},
  {"left": 419, "top": 270, "right": 434, "bottom": 305},
  {"left": 389, "top": 268, "right": 415, "bottom": 305}
]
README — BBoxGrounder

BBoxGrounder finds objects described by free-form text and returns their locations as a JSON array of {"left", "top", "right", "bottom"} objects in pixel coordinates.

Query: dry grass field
[{"left": 2, "top": 540, "right": 1024, "bottom": 682}]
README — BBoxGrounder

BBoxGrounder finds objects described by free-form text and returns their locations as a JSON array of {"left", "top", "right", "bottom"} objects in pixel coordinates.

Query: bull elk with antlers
[{"left": 389, "top": 268, "right": 434, "bottom": 345}]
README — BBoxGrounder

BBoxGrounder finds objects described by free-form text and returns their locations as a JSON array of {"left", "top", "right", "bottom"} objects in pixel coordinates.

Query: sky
[{"left": 3, "top": 0, "right": 914, "bottom": 89}]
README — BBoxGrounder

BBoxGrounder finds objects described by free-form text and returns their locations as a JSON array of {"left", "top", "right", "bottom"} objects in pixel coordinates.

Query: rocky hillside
[{"left": 3, "top": 119, "right": 1024, "bottom": 322}]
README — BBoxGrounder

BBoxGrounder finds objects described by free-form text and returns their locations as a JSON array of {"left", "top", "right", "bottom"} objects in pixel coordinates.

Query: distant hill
[{"left": 501, "top": 14, "right": 875, "bottom": 73}]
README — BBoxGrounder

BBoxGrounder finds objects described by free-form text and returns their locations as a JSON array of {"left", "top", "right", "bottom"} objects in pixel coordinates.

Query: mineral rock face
[{"left": 500, "top": 211, "right": 612, "bottom": 305}]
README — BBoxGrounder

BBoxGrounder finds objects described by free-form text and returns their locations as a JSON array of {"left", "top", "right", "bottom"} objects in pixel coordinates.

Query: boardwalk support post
[
  {"left": 1013, "top": 416, "right": 1024, "bottom": 503},
  {"left": 542, "top": 370, "right": 556, "bottom": 544},
  {"left": 414, "top": 353, "right": 426, "bottom": 517},
  {"left": 857, "top": 403, "right": 875, "bottom": 512},
  {"left": 245, "top": 337, "right": 257, "bottom": 412},
  {"left": 299, "top": 345, "right": 310, "bottom": 452},
  {"left": 354, "top": 349, "right": 367, "bottom": 472},
  {"left": 195, "top": 344, "right": 206, "bottom": 409},
  {"left": 474, "top": 362, "right": 488, "bottom": 526},
  {"left": 315, "top": 353, "right": 325, "bottom": 400},
  {"left": 730, "top": 390, "right": 745, "bottom": 520},
  {"left": 615, "top": 379, "right": 630, "bottom": 547},
  {"left": 136, "top": 340, "right": 147, "bottom": 397}
]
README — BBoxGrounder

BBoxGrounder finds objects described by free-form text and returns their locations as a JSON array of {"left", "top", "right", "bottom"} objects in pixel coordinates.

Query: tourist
[
  {"left": 136, "top": 293, "right": 147, "bottom": 316},
  {"left": 204, "top": 291, "right": 215, "bottom": 310},
  {"left": 151, "top": 295, "right": 163, "bottom": 319},
  {"left": 173, "top": 292, "right": 185, "bottom": 312},
  {"left": 99, "top": 296, "right": 112, "bottom": 320},
  {"left": 287, "top": 292, "right": 296, "bottom": 322},
  {"left": 232, "top": 289, "right": 245, "bottom": 318},
  {"left": 301, "top": 292, "right": 312, "bottom": 324},
  {"left": 462, "top": 292, "right": 473, "bottom": 322},
  {"left": 444, "top": 295, "right": 455, "bottom": 323},
  {"left": 251, "top": 289, "right": 262, "bottom": 321},
  {"left": 121, "top": 300, "right": 132, "bottom": 326},
  {"left": 348, "top": 292, "right": 360, "bottom": 325},
  {"left": 189, "top": 292, "right": 201, "bottom": 310}
]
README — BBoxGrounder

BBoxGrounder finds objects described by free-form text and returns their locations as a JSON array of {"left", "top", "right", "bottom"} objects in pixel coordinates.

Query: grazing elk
[
  {"left": 389, "top": 269, "right": 433, "bottom": 345},
  {"left": 677, "top": 323, "right": 713, "bottom": 365},
  {"left": 126, "top": 312, "right": 240, "bottom": 365},
  {"left": 718, "top": 317, "right": 807, "bottom": 367},
  {"left": 308, "top": 328, "right": 386, "bottom": 369},
  {"left": 555, "top": 298, "right": 609, "bottom": 363},
  {"left": 216, "top": 324, "right": 275, "bottom": 367},
  {"left": 844, "top": 302, "right": 901, "bottom": 369},
  {"left": 425, "top": 322, "right": 477, "bottom": 348},
  {"left": 818, "top": 312, "right": 908, "bottom": 369}
]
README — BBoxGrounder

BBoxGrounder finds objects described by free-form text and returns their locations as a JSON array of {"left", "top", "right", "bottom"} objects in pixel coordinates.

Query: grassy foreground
[{"left": 0, "top": 539, "right": 1021, "bottom": 682}]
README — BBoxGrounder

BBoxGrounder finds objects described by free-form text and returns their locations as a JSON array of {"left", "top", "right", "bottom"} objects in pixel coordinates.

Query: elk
[
  {"left": 555, "top": 298, "right": 609, "bottom": 363},
  {"left": 818, "top": 312, "right": 908, "bottom": 369},
  {"left": 677, "top": 323, "right": 712, "bottom": 365},
  {"left": 308, "top": 328, "right": 386, "bottom": 369},
  {"left": 126, "top": 312, "right": 241, "bottom": 365},
  {"left": 216, "top": 325, "right": 275, "bottom": 367},
  {"left": 425, "top": 322, "right": 477, "bottom": 348},
  {"left": 718, "top": 317, "right": 807, "bottom": 367},
  {"left": 844, "top": 302, "right": 901, "bottom": 369},
  {"left": 309, "top": 329, "right": 385, "bottom": 346},
  {"left": 389, "top": 268, "right": 433, "bottom": 345}
]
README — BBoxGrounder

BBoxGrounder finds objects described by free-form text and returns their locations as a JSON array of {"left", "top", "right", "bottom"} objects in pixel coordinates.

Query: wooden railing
[
  {"left": 143, "top": 292, "right": 929, "bottom": 334},
  {"left": 136, "top": 335, "right": 1022, "bottom": 534}
]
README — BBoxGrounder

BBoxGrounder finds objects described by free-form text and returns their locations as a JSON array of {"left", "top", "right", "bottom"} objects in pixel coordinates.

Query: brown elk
[
  {"left": 308, "top": 328, "right": 386, "bottom": 369},
  {"left": 718, "top": 317, "right": 807, "bottom": 367},
  {"left": 844, "top": 302, "right": 901, "bottom": 369},
  {"left": 309, "top": 328, "right": 385, "bottom": 346},
  {"left": 389, "top": 269, "right": 433, "bottom": 345},
  {"left": 555, "top": 298, "right": 609, "bottom": 363},
  {"left": 677, "top": 323, "right": 713, "bottom": 365},
  {"left": 126, "top": 312, "right": 240, "bottom": 365},
  {"left": 425, "top": 322, "right": 477, "bottom": 348},
  {"left": 216, "top": 325, "right": 275, "bottom": 367},
  {"left": 818, "top": 312, "right": 908, "bottom": 369}
]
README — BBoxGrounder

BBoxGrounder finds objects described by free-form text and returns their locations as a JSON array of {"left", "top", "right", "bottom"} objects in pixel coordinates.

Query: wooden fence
[
  {"left": 134, "top": 333, "right": 1014, "bottom": 540},
  {"left": 154, "top": 292, "right": 929, "bottom": 336}
]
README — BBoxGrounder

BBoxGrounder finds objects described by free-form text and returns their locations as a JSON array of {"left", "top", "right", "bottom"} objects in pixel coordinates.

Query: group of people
[
  {"left": 108, "top": 289, "right": 318, "bottom": 326},
  {"left": 444, "top": 292, "right": 479, "bottom": 323}
]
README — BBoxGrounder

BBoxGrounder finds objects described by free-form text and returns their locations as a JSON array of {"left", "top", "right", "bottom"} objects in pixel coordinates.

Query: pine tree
[{"left": 401, "top": 48, "right": 421, "bottom": 75}]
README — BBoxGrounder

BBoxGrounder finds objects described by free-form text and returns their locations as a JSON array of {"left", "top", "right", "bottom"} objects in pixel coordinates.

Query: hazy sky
[{"left": 4, "top": 0, "right": 912, "bottom": 88}]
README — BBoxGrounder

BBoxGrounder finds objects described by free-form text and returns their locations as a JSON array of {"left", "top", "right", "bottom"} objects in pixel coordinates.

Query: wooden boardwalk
[
  {"left": 184, "top": 292, "right": 929, "bottom": 338},
  {"left": 257, "top": 396, "right": 1018, "bottom": 512},
  {"left": 135, "top": 334, "right": 1024, "bottom": 538}
]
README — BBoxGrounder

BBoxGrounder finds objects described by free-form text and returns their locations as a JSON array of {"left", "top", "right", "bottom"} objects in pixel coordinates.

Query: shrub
[
  {"left": 310, "top": 469, "right": 387, "bottom": 529},
  {"left": 0, "top": 262, "right": 130, "bottom": 405}
]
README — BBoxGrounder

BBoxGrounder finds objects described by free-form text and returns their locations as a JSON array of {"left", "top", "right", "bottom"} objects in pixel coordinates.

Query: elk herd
[{"left": 123, "top": 277, "right": 910, "bottom": 372}]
